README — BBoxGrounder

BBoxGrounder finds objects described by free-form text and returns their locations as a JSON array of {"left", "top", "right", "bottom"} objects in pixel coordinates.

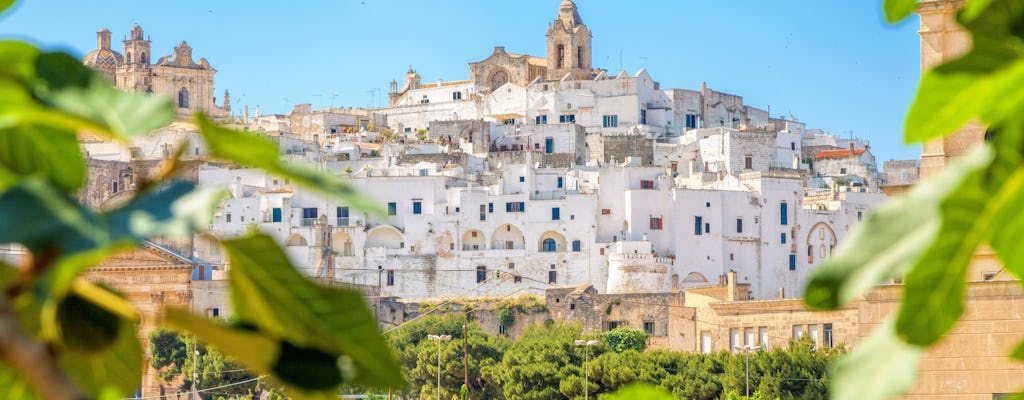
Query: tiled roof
[{"left": 815, "top": 148, "right": 865, "bottom": 160}]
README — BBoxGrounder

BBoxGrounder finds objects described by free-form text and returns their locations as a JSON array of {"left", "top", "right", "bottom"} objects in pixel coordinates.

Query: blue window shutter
[
  {"left": 780, "top": 202, "right": 788, "bottom": 225},
  {"left": 506, "top": 202, "right": 512, "bottom": 212},
  {"left": 781, "top": 233, "right": 786, "bottom": 244},
  {"left": 789, "top": 254, "right": 796, "bottom": 270}
]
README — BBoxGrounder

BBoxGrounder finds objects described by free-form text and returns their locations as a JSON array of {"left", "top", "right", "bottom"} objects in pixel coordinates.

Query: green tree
[
  {"left": 805, "top": 0, "right": 1024, "bottom": 399},
  {"left": 601, "top": 328, "right": 648, "bottom": 353}
]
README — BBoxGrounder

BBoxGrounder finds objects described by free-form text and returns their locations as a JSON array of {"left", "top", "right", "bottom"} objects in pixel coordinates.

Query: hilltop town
[{"left": 4, "top": 1, "right": 1022, "bottom": 398}]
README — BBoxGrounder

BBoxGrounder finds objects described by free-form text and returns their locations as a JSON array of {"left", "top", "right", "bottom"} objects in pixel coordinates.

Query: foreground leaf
[
  {"left": 805, "top": 146, "right": 992, "bottom": 309},
  {"left": 882, "top": 0, "right": 916, "bottom": 23},
  {"left": 196, "top": 115, "right": 384, "bottom": 215},
  {"left": 0, "top": 124, "right": 86, "bottom": 192},
  {"left": 830, "top": 318, "right": 922, "bottom": 400},
  {"left": 60, "top": 316, "right": 141, "bottom": 398},
  {"left": 223, "top": 235, "right": 403, "bottom": 389}
]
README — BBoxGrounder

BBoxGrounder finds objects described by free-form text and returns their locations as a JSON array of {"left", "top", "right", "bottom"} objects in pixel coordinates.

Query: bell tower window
[
  {"left": 557, "top": 44, "right": 565, "bottom": 68},
  {"left": 178, "top": 87, "right": 190, "bottom": 109},
  {"left": 577, "top": 46, "right": 582, "bottom": 67}
]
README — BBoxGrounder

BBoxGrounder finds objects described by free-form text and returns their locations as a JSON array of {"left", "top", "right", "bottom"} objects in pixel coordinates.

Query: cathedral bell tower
[
  {"left": 545, "top": 0, "right": 592, "bottom": 81},
  {"left": 119, "top": 24, "right": 152, "bottom": 92}
]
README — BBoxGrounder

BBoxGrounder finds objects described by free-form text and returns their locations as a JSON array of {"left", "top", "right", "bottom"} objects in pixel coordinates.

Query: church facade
[{"left": 82, "top": 24, "right": 230, "bottom": 118}]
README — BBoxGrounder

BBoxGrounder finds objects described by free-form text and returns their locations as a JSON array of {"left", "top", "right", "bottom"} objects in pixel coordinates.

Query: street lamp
[
  {"left": 428, "top": 334, "right": 452, "bottom": 400},
  {"left": 733, "top": 345, "right": 761, "bottom": 399},
  {"left": 574, "top": 339, "right": 599, "bottom": 400}
]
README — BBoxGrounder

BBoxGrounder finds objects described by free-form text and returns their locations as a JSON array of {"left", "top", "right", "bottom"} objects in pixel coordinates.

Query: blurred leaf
[
  {"left": 60, "top": 316, "right": 140, "bottom": 398},
  {"left": 0, "top": 41, "right": 38, "bottom": 80},
  {"left": 223, "top": 235, "right": 404, "bottom": 389},
  {"left": 32, "top": 52, "right": 91, "bottom": 92},
  {"left": 196, "top": 115, "right": 385, "bottom": 215},
  {"left": 271, "top": 341, "right": 342, "bottom": 391},
  {"left": 599, "top": 383, "right": 673, "bottom": 400},
  {"left": 805, "top": 146, "right": 992, "bottom": 309},
  {"left": 56, "top": 289, "right": 120, "bottom": 352},
  {"left": 0, "top": 0, "right": 15, "bottom": 15},
  {"left": 830, "top": 318, "right": 922, "bottom": 400},
  {"left": 163, "top": 308, "right": 278, "bottom": 376},
  {"left": 882, "top": 0, "right": 916, "bottom": 23},
  {"left": 0, "top": 124, "right": 85, "bottom": 192},
  {"left": 903, "top": 72, "right": 983, "bottom": 143},
  {"left": 45, "top": 75, "right": 174, "bottom": 139},
  {"left": 0, "top": 364, "right": 37, "bottom": 400}
]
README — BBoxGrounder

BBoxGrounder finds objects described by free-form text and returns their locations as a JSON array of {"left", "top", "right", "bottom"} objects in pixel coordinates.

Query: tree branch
[{"left": 0, "top": 294, "right": 88, "bottom": 400}]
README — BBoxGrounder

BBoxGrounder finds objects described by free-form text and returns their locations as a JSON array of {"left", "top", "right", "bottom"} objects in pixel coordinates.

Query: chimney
[
  {"left": 727, "top": 270, "right": 737, "bottom": 302},
  {"left": 849, "top": 142, "right": 855, "bottom": 157}
]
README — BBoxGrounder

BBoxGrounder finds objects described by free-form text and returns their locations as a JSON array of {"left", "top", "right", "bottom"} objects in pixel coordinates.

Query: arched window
[
  {"left": 126, "top": 52, "right": 132, "bottom": 64},
  {"left": 571, "top": 240, "right": 581, "bottom": 252},
  {"left": 178, "top": 87, "right": 189, "bottom": 108},
  {"left": 140, "top": 52, "right": 147, "bottom": 64},
  {"left": 557, "top": 44, "right": 565, "bottom": 68},
  {"left": 807, "top": 245, "right": 814, "bottom": 264},
  {"left": 542, "top": 238, "right": 557, "bottom": 252}
]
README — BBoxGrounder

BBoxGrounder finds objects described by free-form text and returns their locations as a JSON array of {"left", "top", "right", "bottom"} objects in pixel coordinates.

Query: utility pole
[
  {"left": 734, "top": 345, "right": 761, "bottom": 399},
  {"left": 574, "top": 339, "right": 599, "bottom": 400},
  {"left": 428, "top": 335, "right": 452, "bottom": 400}
]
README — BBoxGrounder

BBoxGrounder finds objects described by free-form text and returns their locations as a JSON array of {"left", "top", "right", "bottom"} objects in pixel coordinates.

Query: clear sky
[{"left": 0, "top": 0, "right": 922, "bottom": 162}]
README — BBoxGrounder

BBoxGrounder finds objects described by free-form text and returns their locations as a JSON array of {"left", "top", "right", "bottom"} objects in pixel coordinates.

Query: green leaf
[
  {"left": 0, "top": 124, "right": 86, "bottom": 192},
  {"left": 196, "top": 115, "right": 385, "bottom": 215},
  {"left": 0, "top": 364, "right": 38, "bottom": 400},
  {"left": 46, "top": 75, "right": 174, "bottom": 139},
  {"left": 60, "top": 316, "right": 141, "bottom": 398},
  {"left": 163, "top": 308, "right": 279, "bottom": 376},
  {"left": 903, "top": 72, "right": 983, "bottom": 143},
  {"left": 882, "top": 0, "right": 917, "bottom": 23},
  {"left": 830, "top": 318, "right": 922, "bottom": 400},
  {"left": 0, "top": 0, "right": 15, "bottom": 15},
  {"left": 805, "top": 146, "right": 992, "bottom": 309},
  {"left": 598, "top": 383, "right": 673, "bottom": 400},
  {"left": 222, "top": 235, "right": 404, "bottom": 389},
  {"left": 56, "top": 289, "right": 120, "bottom": 352}
]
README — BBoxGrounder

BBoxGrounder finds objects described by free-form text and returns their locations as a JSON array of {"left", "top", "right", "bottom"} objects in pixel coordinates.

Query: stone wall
[
  {"left": 601, "top": 134, "right": 654, "bottom": 166},
  {"left": 883, "top": 159, "right": 920, "bottom": 186}
]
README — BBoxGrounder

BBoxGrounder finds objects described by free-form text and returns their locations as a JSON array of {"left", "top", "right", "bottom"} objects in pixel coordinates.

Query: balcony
[{"left": 336, "top": 217, "right": 364, "bottom": 227}]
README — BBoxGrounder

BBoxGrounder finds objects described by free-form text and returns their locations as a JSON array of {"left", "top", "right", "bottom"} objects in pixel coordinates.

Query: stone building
[
  {"left": 82, "top": 24, "right": 230, "bottom": 118},
  {"left": 83, "top": 242, "right": 194, "bottom": 398}
]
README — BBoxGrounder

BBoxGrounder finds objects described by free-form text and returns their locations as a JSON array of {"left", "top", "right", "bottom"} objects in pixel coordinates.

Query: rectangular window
[
  {"left": 694, "top": 216, "right": 703, "bottom": 235},
  {"left": 548, "top": 270, "right": 557, "bottom": 284},
  {"left": 452, "top": 91, "right": 462, "bottom": 100},
  {"left": 745, "top": 328, "right": 755, "bottom": 347},
  {"left": 730, "top": 329, "right": 741, "bottom": 353},
  {"left": 650, "top": 217, "right": 663, "bottom": 230},
  {"left": 759, "top": 327, "right": 769, "bottom": 347},
  {"left": 514, "top": 275, "right": 522, "bottom": 283},
  {"left": 701, "top": 331, "right": 712, "bottom": 353},
  {"left": 488, "top": 202, "right": 494, "bottom": 213},
  {"left": 793, "top": 325, "right": 804, "bottom": 340},
  {"left": 789, "top": 254, "right": 797, "bottom": 271},
  {"left": 557, "top": 177, "right": 563, "bottom": 188},
  {"left": 519, "top": 176, "right": 525, "bottom": 183},
  {"left": 602, "top": 115, "right": 619, "bottom": 128},
  {"left": 640, "top": 109, "right": 647, "bottom": 125},
  {"left": 745, "top": 156, "right": 753, "bottom": 170},
  {"left": 705, "top": 223, "right": 710, "bottom": 234},
  {"left": 643, "top": 321, "right": 655, "bottom": 334},
  {"left": 781, "top": 233, "right": 787, "bottom": 244},
  {"left": 412, "top": 201, "right": 422, "bottom": 215},
  {"left": 809, "top": 325, "right": 820, "bottom": 347},
  {"left": 601, "top": 209, "right": 611, "bottom": 215},
  {"left": 736, "top": 218, "right": 743, "bottom": 233},
  {"left": 272, "top": 207, "right": 282, "bottom": 222},
  {"left": 791, "top": 142, "right": 796, "bottom": 150},
  {"left": 535, "top": 115, "right": 548, "bottom": 124},
  {"left": 336, "top": 206, "right": 349, "bottom": 226},
  {"left": 480, "top": 204, "right": 486, "bottom": 221},
  {"left": 387, "top": 202, "right": 397, "bottom": 216},
  {"left": 780, "top": 202, "right": 788, "bottom": 225},
  {"left": 552, "top": 207, "right": 560, "bottom": 221},
  {"left": 386, "top": 270, "right": 395, "bottom": 286},
  {"left": 857, "top": 211, "right": 863, "bottom": 221},
  {"left": 840, "top": 167, "right": 847, "bottom": 174},
  {"left": 640, "top": 180, "right": 654, "bottom": 189},
  {"left": 685, "top": 114, "right": 697, "bottom": 129},
  {"left": 823, "top": 323, "right": 834, "bottom": 348},
  {"left": 506, "top": 202, "right": 525, "bottom": 212},
  {"left": 476, "top": 266, "right": 486, "bottom": 283},
  {"left": 572, "top": 240, "right": 581, "bottom": 252},
  {"left": 301, "top": 207, "right": 317, "bottom": 226},
  {"left": 559, "top": 114, "right": 576, "bottom": 123}
]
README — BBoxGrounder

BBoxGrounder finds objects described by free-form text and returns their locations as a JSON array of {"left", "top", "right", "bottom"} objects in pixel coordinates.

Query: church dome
[{"left": 82, "top": 48, "right": 123, "bottom": 80}]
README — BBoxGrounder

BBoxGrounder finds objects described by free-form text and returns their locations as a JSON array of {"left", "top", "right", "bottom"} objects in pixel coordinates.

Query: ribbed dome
[{"left": 82, "top": 48, "right": 123, "bottom": 80}]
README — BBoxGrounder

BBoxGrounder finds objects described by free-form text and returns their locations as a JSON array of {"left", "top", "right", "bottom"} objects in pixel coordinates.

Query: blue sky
[{"left": 0, "top": 1, "right": 922, "bottom": 162}]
